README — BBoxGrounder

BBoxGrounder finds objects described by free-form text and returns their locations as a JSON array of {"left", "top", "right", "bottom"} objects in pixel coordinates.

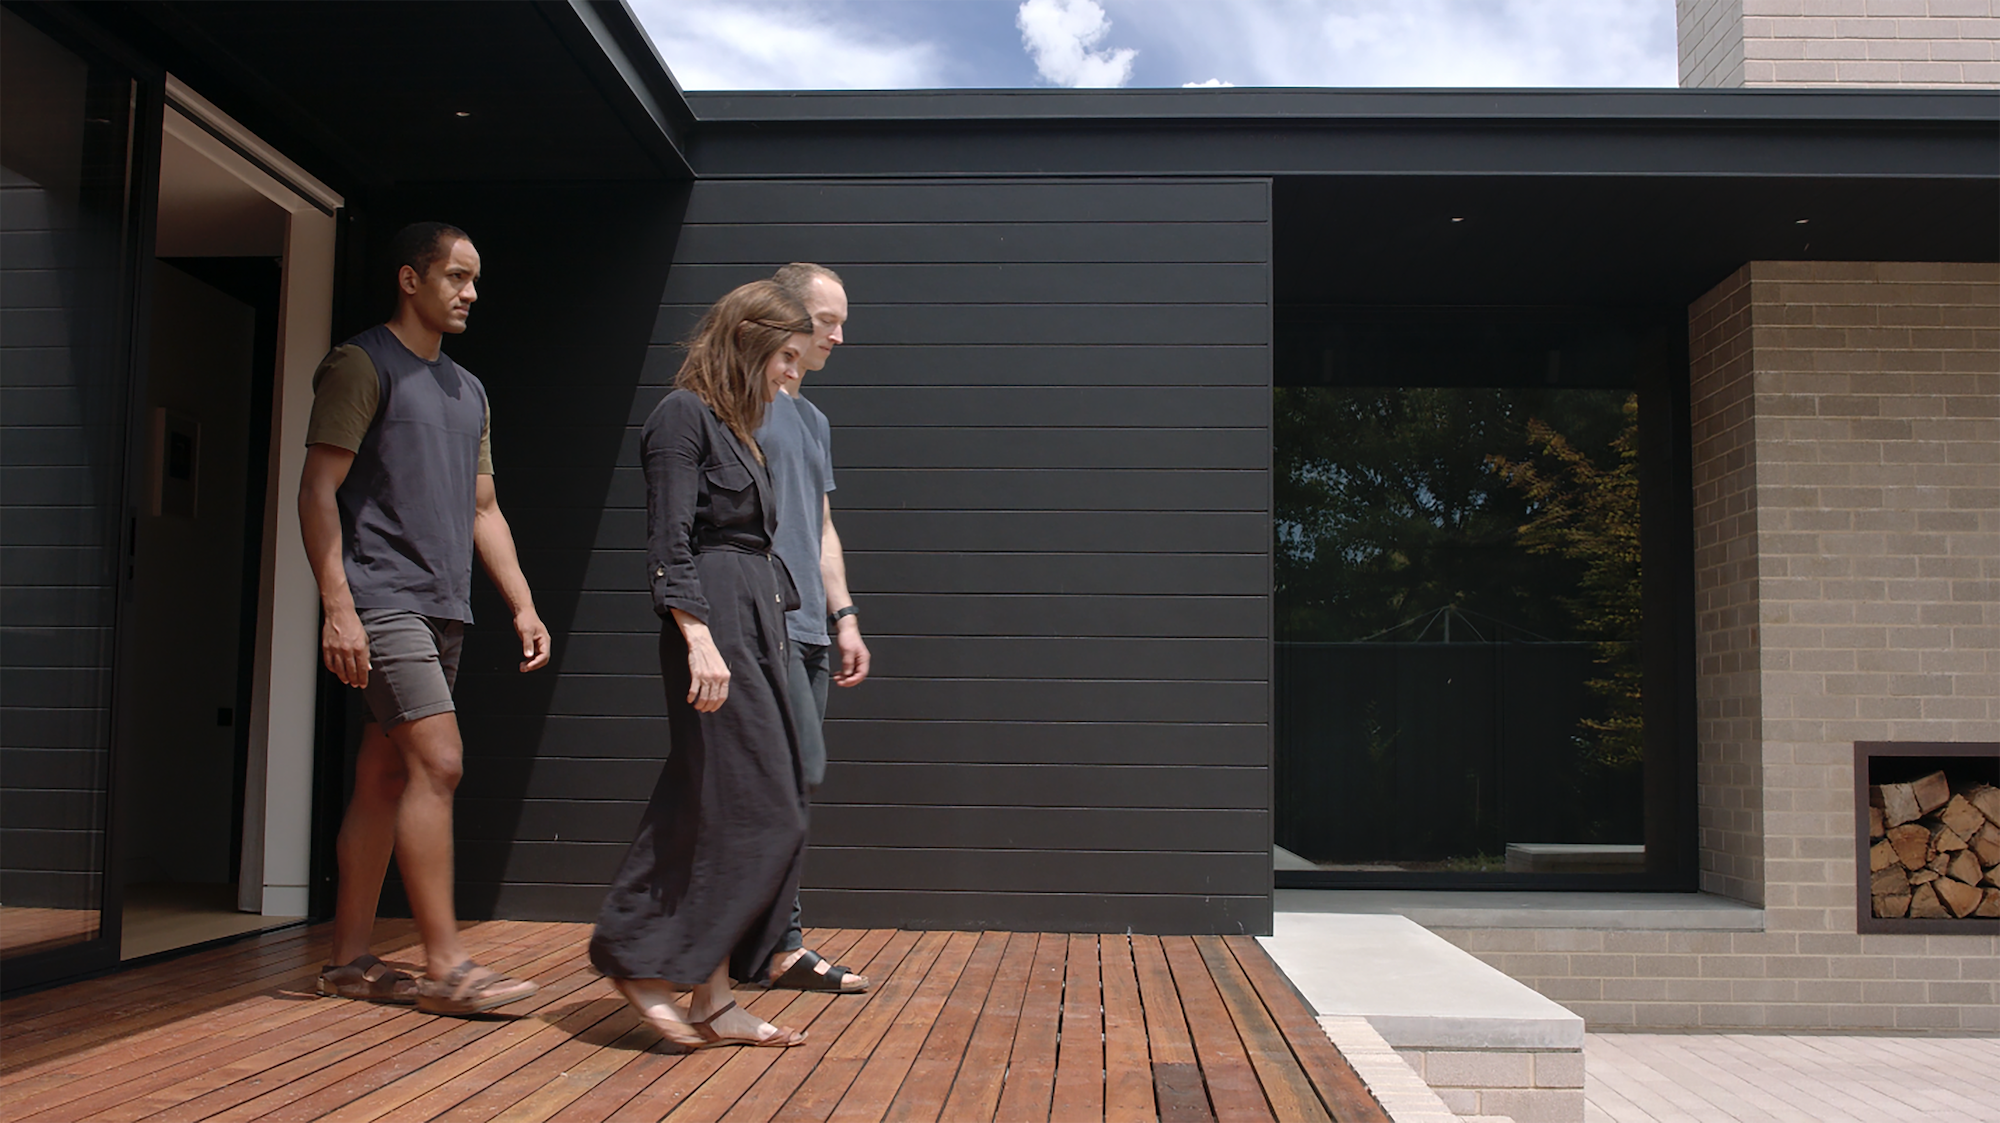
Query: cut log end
[
  {"left": 1933, "top": 876, "right": 1982, "bottom": 919},
  {"left": 1971, "top": 823, "right": 2000, "bottom": 868},
  {"left": 1939, "top": 794, "right": 1986, "bottom": 842},
  {"left": 1911, "top": 771, "right": 1951, "bottom": 817},
  {"left": 1947, "top": 850, "right": 1982, "bottom": 887},
  {"left": 1872, "top": 893, "right": 1911, "bottom": 919},
  {"left": 1874, "top": 782, "right": 1923, "bottom": 829},
  {"left": 1871, "top": 865, "right": 1910, "bottom": 897},
  {"left": 1909, "top": 883, "right": 1949, "bottom": 919},
  {"left": 1888, "top": 823, "right": 1932, "bottom": 870},
  {"left": 1869, "top": 838, "right": 1898, "bottom": 873},
  {"left": 1965, "top": 783, "right": 2000, "bottom": 829}
]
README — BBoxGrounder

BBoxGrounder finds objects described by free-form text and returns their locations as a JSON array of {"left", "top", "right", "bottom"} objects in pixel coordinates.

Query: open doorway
[{"left": 114, "top": 90, "right": 339, "bottom": 960}]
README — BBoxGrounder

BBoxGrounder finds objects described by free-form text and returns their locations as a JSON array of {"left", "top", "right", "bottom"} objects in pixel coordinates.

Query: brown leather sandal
[
  {"left": 690, "top": 1000, "right": 806, "bottom": 1048},
  {"left": 316, "top": 954, "right": 418, "bottom": 1004},
  {"left": 415, "top": 960, "right": 539, "bottom": 1015}
]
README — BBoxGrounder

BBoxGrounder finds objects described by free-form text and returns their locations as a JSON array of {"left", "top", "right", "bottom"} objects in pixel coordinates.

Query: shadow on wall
[{"left": 327, "top": 182, "right": 691, "bottom": 922}]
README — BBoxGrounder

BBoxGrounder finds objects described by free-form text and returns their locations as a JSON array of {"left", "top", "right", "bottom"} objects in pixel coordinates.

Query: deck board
[
  {"left": 1049, "top": 934, "right": 1103, "bottom": 1122},
  {"left": 0, "top": 919, "right": 1388, "bottom": 1121},
  {"left": 1099, "top": 935, "right": 1156, "bottom": 1123},
  {"left": 993, "top": 932, "right": 1066, "bottom": 1123}
]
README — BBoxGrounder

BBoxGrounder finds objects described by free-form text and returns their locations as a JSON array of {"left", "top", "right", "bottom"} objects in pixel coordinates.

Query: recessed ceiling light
[
  {"left": 1450, "top": 217, "right": 1464, "bottom": 223},
  {"left": 455, "top": 111, "right": 472, "bottom": 118},
  {"left": 1795, "top": 218, "right": 1809, "bottom": 224}
]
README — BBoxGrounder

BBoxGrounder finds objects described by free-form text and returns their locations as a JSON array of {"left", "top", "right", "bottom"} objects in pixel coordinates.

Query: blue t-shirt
[
  {"left": 754, "top": 391, "right": 836, "bottom": 645},
  {"left": 308, "top": 325, "right": 489, "bottom": 623}
]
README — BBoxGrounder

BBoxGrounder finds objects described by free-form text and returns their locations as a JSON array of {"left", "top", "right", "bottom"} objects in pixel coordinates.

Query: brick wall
[
  {"left": 1679, "top": 0, "right": 2000, "bottom": 87},
  {"left": 1435, "top": 262, "right": 2000, "bottom": 1031},
  {"left": 1691, "top": 268, "right": 1767, "bottom": 905},
  {"left": 1680, "top": 0, "right": 1749, "bottom": 87}
]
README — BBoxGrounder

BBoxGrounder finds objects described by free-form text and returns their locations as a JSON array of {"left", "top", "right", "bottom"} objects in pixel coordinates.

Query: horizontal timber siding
[
  {"left": 0, "top": 166, "right": 120, "bottom": 920},
  {"left": 452, "top": 178, "right": 1272, "bottom": 935}
]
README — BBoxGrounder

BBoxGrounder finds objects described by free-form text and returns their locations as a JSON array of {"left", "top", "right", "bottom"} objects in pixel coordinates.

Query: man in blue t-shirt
[
  {"left": 299, "top": 223, "right": 550, "bottom": 1016},
  {"left": 756, "top": 262, "right": 873, "bottom": 993}
]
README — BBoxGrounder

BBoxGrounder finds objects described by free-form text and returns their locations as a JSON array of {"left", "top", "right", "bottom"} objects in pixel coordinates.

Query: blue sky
[{"left": 628, "top": 0, "right": 1679, "bottom": 91}]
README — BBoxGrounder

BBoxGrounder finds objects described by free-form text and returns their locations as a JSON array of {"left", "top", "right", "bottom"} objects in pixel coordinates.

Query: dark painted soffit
[
  {"left": 79, "top": 0, "right": 694, "bottom": 188},
  {"left": 681, "top": 87, "right": 1999, "bottom": 180}
]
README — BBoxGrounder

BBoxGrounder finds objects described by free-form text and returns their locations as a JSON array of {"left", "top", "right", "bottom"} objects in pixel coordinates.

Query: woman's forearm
[{"left": 671, "top": 608, "right": 714, "bottom": 647}]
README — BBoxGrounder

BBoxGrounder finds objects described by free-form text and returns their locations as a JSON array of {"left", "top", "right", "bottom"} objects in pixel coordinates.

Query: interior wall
[{"left": 120, "top": 261, "right": 257, "bottom": 885}]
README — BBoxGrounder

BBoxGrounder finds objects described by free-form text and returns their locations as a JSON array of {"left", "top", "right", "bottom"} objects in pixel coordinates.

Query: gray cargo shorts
[{"left": 356, "top": 607, "right": 464, "bottom": 730}]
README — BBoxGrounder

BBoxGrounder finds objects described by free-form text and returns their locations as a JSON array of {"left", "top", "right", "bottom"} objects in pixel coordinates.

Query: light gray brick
[
  {"left": 1533, "top": 1050, "right": 1585, "bottom": 1089},
  {"left": 1422, "top": 1051, "right": 1532, "bottom": 1089}
]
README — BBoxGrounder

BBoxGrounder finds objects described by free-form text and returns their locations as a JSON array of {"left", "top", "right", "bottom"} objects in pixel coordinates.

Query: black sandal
[{"left": 766, "top": 949, "right": 868, "bottom": 993}]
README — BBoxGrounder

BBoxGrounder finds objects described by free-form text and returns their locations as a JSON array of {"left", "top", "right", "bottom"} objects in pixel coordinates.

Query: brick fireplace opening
[{"left": 1856, "top": 742, "right": 2000, "bottom": 935}]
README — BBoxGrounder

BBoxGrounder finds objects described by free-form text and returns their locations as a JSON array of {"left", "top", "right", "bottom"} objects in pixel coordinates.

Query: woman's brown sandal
[
  {"left": 610, "top": 977, "right": 705, "bottom": 1051},
  {"left": 316, "top": 954, "right": 418, "bottom": 1004},
  {"left": 414, "top": 960, "right": 539, "bottom": 1015},
  {"left": 690, "top": 1000, "right": 806, "bottom": 1048}
]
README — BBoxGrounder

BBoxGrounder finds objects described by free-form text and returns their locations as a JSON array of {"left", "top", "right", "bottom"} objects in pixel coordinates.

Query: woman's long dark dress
[{"left": 590, "top": 389, "right": 807, "bottom": 986}]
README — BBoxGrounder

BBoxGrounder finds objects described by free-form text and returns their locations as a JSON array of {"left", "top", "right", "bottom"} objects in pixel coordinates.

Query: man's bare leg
[
  {"left": 329, "top": 722, "right": 406, "bottom": 966},
  {"left": 383, "top": 711, "right": 471, "bottom": 977}
]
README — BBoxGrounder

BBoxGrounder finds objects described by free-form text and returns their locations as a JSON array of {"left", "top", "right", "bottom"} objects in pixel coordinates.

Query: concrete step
[{"left": 1262, "top": 912, "right": 1586, "bottom": 1123}]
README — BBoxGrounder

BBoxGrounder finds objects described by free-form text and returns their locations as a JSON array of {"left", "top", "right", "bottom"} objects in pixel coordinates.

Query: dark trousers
[{"left": 776, "top": 641, "right": 830, "bottom": 961}]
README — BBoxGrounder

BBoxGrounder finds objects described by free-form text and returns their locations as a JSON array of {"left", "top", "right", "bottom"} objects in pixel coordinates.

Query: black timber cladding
[{"left": 458, "top": 177, "right": 1274, "bottom": 934}]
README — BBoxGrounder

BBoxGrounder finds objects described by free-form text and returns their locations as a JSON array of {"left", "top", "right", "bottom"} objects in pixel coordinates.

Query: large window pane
[
  {"left": 1273, "top": 310, "right": 1678, "bottom": 884},
  {"left": 1, "top": 8, "right": 136, "bottom": 959}
]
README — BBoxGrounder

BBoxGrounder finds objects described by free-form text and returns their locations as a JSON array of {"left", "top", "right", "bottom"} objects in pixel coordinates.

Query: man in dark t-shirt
[
  {"left": 299, "top": 223, "right": 549, "bottom": 1015},
  {"left": 756, "top": 262, "right": 873, "bottom": 993}
]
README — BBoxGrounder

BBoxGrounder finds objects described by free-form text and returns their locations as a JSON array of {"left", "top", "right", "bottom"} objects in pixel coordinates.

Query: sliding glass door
[{"left": 1, "top": 5, "right": 144, "bottom": 985}]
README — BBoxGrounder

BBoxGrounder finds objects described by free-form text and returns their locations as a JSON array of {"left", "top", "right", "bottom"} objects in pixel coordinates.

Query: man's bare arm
[
  {"left": 299, "top": 444, "right": 371, "bottom": 688},
  {"left": 473, "top": 475, "right": 551, "bottom": 672},
  {"left": 822, "top": 494, "right": 870, "bottom": 686}
]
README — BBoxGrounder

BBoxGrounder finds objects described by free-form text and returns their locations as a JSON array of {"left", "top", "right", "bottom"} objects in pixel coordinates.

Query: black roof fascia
[
  {"left": 536, "top": 0, "right": 695, "bottom": 179},
  {"left": 687, "top": 86, "right": 1999, "bottom": 125},
  {"left": 682, "top": 88, "right": 1999, "bottom": 181}
]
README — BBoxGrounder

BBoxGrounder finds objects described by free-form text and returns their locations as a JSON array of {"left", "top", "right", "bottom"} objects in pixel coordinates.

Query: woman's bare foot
[
  {"left": 767, "top": 948, "right": 869, "bottom": 992},
  {"left": 687, "top": 994, "right": 806, "bottom": 1047},
  {"left": 611, "top": 977, "right": 702, "bottom": 1049}
]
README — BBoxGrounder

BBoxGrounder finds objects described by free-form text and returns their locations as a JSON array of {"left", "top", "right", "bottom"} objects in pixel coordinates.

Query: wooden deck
[{"left": 0, "top": 919, "right": 1388, "bottom": 1122}]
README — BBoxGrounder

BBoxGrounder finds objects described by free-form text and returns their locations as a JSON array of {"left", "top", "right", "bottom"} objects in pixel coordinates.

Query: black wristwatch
[{"left": 828, "top": 605, "right": 859, "bottom": 628}]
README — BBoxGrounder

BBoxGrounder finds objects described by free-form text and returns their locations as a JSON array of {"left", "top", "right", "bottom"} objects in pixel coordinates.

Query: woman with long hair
[{"left": 590, "top": 280, "right": 815, "bottom": 1049}]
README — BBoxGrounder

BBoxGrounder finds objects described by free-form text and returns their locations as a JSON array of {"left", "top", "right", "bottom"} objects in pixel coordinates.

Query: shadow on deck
[{"left": 0, "top": 919, "right": 1388, "bottom": 1121}]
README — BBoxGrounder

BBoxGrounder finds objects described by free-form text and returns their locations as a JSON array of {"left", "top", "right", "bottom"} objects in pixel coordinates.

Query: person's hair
[
  {"left": 772, "top": 262, "right": 844, "bottom": 304},
  {"left": 674, "top": 280, "right": 810, "bottom": 463},
  {"left": 391, "top": 222, "right": 470, "bottom": 285}
]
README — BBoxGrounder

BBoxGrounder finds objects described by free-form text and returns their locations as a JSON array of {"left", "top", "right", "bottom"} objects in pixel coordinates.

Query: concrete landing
[
  {"left": 1265, "top": 912, "right": 1589, "bottom": 1120},
  {"left": 1261, "top": 911, "right": 1584, "bottom": 1051}
]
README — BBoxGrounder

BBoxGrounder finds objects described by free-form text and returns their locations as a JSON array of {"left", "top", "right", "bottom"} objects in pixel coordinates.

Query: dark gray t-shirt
[
  {"left": 306, "top": 325, "right": 489, "bottom": 623},
  {"left": 754, "top": 391, "right": 835, "bottom": 645}
]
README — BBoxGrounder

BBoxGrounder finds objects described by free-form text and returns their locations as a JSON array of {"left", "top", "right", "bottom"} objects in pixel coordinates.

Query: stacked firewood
[{"left": 1869, "top": 772, "right": 2000, "bottom": 919}]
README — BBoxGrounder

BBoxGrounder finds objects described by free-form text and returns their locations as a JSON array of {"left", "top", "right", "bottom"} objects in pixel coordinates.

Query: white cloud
[
  {"left": 1109, "top": 0, "right": 1676, "bottom": 88},
  {"left": 1182, "top": 78, "right": 1235, "bottom": 88},
  {"left": 628, "top": 0, "right": 943, "bottom": 90},
  {"left": 1017, "top": 0, "right": 1138, "bottom": 88}
]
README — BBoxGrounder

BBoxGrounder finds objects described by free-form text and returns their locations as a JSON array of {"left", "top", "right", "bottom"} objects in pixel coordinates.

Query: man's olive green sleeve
[{"left": 304, "top": 345, "right": 378, "bottom": 452}]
